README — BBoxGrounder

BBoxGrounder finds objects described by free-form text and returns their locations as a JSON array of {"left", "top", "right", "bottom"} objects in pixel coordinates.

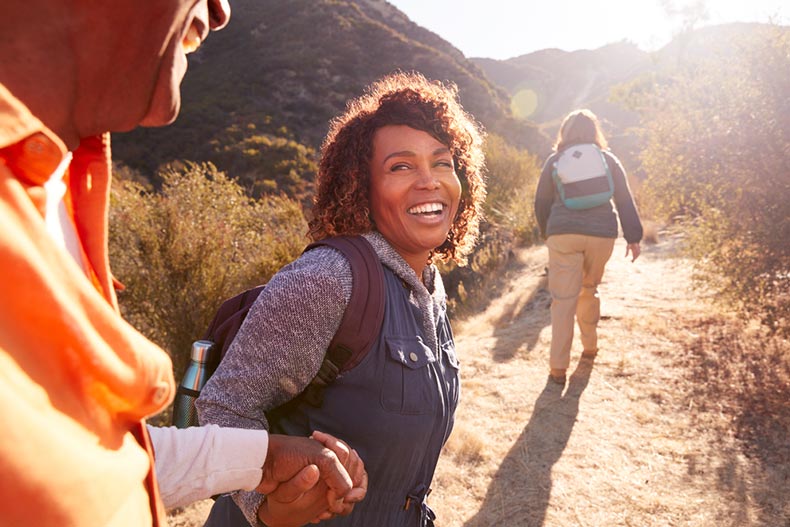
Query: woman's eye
[
  {"left": 435, "top": 160, "right": 454, "bottom": 169},
  {"left": 390, "top": 163, "right": 410, "bottom": 171}
]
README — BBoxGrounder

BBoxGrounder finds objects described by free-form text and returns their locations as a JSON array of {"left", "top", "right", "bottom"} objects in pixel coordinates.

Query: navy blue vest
[{"left": 205, "top": 265, "right": 459, "bottom": 526}]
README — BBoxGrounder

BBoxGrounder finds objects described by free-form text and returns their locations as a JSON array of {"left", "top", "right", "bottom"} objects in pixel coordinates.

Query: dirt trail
[
  {"left": 432, "top": 235, "right": 788, "bottom": 526},
  {"left": 169, "top": 235, "right": 789, "bottom": 526}
]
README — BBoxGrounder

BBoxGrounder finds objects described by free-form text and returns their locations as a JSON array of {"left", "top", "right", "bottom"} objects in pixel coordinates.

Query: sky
[{"left": 386, "top": 0, "right": 788, "bottom": 60}]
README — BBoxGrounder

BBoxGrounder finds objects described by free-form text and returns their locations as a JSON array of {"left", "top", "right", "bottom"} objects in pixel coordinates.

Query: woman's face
[{"left": 369, "top": 125, "right": 462, "bottom": 275}]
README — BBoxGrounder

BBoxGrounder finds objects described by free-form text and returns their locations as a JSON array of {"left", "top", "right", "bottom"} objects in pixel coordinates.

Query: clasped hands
[{"left": 256, "top": 431, "right": 368, "bottom": 526}]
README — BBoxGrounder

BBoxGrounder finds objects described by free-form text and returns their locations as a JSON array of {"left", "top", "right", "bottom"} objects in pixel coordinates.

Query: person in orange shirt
[{"left": 0, "top": 1, "right": 366, "bottom": 526}]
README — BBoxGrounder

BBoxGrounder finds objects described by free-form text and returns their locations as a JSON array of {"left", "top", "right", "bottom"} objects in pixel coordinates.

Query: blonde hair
[{"left": 553, "top": 109, "right": 608, "bottom": 152}]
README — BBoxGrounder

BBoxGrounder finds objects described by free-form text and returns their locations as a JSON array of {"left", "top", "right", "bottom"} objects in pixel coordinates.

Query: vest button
[{"left": 409, "top": 352, "right": 418, "bottom": 362}]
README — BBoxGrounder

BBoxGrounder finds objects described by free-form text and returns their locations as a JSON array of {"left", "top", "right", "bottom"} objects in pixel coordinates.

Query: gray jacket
[{"left": 534, "top": 148, "right": 643, "bottom": 243}]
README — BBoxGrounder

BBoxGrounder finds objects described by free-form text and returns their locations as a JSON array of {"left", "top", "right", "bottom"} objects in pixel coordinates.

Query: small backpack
[
  {"left": 173, "top": 235, "right": 385, "bottom": 427},
  {"left": 552, "top": 143, "right": 614, "bottom": 210}
]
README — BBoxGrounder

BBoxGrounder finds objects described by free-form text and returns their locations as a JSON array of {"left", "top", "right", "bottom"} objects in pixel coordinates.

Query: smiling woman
[
  {"left": 368, "top": 125, "right": 462, "bottom": 276},
  {"left": 311, "top": 72, "right": 486, "bottom": 265},
  {"left": 196, "top": 71, "right": 487, "bottom": 526}
]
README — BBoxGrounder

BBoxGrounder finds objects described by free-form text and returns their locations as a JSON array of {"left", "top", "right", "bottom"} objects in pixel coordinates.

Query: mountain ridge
[
  {"left": 113, "top": 0, "right": 547, "bottom": 179},
  {"left": 111, "top": 3, "right": 781, "bottom": 191}
]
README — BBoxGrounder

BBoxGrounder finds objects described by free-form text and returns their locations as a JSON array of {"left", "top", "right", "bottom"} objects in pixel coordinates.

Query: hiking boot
[{"left": 549, "top": 368, "right": 567, "bottom": 385}]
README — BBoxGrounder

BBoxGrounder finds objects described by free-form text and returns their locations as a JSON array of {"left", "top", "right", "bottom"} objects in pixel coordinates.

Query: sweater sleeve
[
  {"left": 195, "top": 246, "right": 353, "bottom": 526},
  {"left": 606, "top": 152, "right": 643, "bottom": 244},
  {"left": 534, "top": 154, "right": 557, "bottom": 239}
]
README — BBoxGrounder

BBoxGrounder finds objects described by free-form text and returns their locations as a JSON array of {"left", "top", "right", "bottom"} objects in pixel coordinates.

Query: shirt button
[
  {"left": 151, "top": 382, "right": 170, "bottom": 405},
  {"left": 24, "top": 137, "right": 47, "bottom": 154},
  {"left": 409, "top": 352, "right": 418, "bottom": 362}
]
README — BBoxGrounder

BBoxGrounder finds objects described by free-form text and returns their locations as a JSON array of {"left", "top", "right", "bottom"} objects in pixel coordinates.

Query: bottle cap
[{"left": 191, "top": 340, "right": 215, "bottom": 362}]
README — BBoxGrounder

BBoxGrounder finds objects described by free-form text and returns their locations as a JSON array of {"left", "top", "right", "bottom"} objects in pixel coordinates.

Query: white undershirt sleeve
[{"left": 147, "top": 424, "right": 269, "bottom": 509}]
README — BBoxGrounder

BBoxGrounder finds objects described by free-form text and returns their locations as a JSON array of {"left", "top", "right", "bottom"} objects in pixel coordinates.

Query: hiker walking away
[
  {"left": 196, "top": 71, "right": 487, "bottom": 527},
  {"left": 534, "top": 109, "right": 643, "bottom": 386},
  {"left": 0, "top": 1, "right": 367, "bottom": 525}
]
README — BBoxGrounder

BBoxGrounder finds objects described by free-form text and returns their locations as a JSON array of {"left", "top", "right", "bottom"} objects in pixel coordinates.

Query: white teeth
[
  {"left": 182, "top": 24, "right": 201, "bottom": 54},
  {"left": 408, "top": 202, "right": 444, "bottom": 215}
]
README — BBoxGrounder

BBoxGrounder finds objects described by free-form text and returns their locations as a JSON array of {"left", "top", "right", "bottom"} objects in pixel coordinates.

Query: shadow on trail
[
  {"left": 489, "top": 273, "right": 551, "bottom": 363},
  {"left": 464, "top": 358, "right": 593, "bottom": 527}
]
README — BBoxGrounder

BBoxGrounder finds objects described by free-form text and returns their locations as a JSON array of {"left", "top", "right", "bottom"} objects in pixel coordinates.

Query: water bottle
[{"left": 172, "top": 340, "right": 216, "bottom": 428}]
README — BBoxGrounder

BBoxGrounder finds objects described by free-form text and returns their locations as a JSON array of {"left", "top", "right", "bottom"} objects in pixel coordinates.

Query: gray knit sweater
[
  {"left": 534, "top": 149, "right": 643, "bottom": 244},
  {"left": 195, "top": 231, "right": 448, "bottom": 526}
]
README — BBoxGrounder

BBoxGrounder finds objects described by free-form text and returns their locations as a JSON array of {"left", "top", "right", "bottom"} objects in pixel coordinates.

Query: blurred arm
[{"left": 534, "top": 155, "right": 557, "bottom": 239}]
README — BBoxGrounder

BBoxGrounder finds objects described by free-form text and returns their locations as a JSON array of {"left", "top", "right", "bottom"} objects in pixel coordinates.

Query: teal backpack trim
[{"left": 551, "top": 145, "right": 614, "bottom": 210}]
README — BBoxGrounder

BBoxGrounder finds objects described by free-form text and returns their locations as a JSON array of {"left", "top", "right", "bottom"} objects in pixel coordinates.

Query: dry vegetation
[{"left": 169, "top": 233, "right": 789, "bottom": 526}]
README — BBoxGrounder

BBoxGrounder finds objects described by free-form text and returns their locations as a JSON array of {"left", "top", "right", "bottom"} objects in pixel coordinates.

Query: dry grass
[
  {"left": 430, "top": 232, "right": 789, "bottom": 527},
  {"left": 641, "top": 219, "right": 661, "bottom": 245},
  {"left": 168, "top": 232, "right": 790, "bottom": 526}
]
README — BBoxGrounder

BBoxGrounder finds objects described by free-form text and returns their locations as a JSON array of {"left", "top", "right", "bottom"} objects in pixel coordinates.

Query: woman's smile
[{"left": 369, "top": 125, "right": 462, "bottom": 276}]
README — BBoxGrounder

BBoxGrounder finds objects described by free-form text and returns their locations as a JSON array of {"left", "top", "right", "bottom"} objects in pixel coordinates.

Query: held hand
[
  {"left": 625, "top": 242, "right": 641, "bottom": 262},
  {"left": 256, "top": 435, "right": 352, "bottom": 498},
  {"left": 259, "top": 468, "right": 332, "bottom": 527},
  {"left": 264, "top": 464, "right": 320, "bottom": 504},
  {"left": 311, "top": 431, "right": 368, "bottom": 517},
  {"left": 255, "top": 433, "right": 367, "bottom": 526}
]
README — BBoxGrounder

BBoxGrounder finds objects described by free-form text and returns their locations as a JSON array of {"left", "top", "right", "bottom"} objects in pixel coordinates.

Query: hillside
[
  {"left": 111, "top": 3, "right": 783, "bottom": 193},
  {"left": 167, "top": 235, "right": 790, "bottom": 526},
  {"left": 472, "top": 22, "right": 786, "bottom": 177},
  {"left": 111, "top": 0, "right": 547, "bottom": 179},
  {"left": 472, "top": 41, "right": 649, "bottom": 129}
]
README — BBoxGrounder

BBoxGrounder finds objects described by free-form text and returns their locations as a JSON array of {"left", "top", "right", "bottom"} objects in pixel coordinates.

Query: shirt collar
[{"left": 0, "top": 82, "right": 70, "bottom": 186}]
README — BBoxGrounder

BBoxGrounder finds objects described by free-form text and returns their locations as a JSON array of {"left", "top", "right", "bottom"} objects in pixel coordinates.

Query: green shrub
[
  {"left": 109, "top": 162, "right": 308, "bottom": 376},
  {"left": 211, "top": 126, "right": 318, "bottom": 204},
  {"left": 482, "top": 133, "right": 542, "bottom": 245},
  {"left": 441, "top": 134, "right": 542, "bottom": 314},
  {"left": 627, "top": 27, "right": 790, "bottom": 335}
]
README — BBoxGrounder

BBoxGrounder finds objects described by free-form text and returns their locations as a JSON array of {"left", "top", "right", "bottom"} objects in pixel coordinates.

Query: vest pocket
[
  {"left": 442, "top": 340, "right": 460, "bottom": 369},
  {"left": 381, "top": 336, "right": 437, "bottom": 415}
]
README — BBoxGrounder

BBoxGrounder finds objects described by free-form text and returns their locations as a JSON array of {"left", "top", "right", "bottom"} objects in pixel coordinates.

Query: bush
[
  {"left": 109, "top": 162, "right": 308, "bottom": 376},
  {"left": 627, "top": 27, "right": 790, "bottom": 335},
  {"left": 210, "top": 124, "right": 318, "bottom": 204},
  {"left": 441, "top": 222, "right": 515, "bottom": 316},
  {"left": 441, "top": 134, "right": 542, "bottom": 314},
  {"left": 482, "top": 133, "right": 542, "bottom": 245}
]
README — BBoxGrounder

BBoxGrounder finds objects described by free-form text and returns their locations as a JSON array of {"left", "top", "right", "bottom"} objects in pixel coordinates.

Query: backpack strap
[
  {"left": 181, "top": 236, "right": 385, "bottom": 429},
  {"left": 203, "top": 285, "right": 265, "bottom": 364},
  {"left": 297, "top": 235, "right": 385, "bottom": 407}
]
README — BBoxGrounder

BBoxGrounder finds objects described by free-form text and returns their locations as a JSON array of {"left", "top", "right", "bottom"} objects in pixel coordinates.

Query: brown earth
[{"left": 168, "top": 234, "right": 790, "bottom": 526}]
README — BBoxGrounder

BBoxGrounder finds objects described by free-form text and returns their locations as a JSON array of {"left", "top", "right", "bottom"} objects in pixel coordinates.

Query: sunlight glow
[
  {"left": 387, "top": 0, "right": 788, "bottom": 59},
  {"left": 511, "top": 89, "right": 539, "bottom": 119}
]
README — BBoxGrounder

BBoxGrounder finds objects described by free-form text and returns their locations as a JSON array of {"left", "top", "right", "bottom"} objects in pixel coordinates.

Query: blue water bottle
[{"left": 172, "top": 340, "right": 215, "bottom": 428}]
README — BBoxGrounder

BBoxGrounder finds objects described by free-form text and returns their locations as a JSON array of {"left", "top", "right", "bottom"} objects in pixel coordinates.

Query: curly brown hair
[{"left": 309, "top": 71, "right": 486, "bottom": 264}]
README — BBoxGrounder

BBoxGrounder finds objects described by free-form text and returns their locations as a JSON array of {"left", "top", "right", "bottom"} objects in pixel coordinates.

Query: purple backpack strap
[
  {"left": 202, "top": 285, "right": 265, "bottom": 366},
  {"left": 299, "top": 235, "right": 385, "bottom": 406},
  {"left": 196, "top": 234, "right": 384, "bottom": 411},
  {"left": 308, "top": 235, "right": 385, "bottom": 371}
]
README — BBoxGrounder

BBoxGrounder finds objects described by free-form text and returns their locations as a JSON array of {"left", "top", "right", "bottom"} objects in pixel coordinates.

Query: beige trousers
[{"left": 546, "top": 234, "right": 615, "bottom": 370}]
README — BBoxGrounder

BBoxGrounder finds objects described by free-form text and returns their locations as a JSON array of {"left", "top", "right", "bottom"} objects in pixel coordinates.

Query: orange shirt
[{"left": 0, "top": 83, "right": 175, "bottom": 526}]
